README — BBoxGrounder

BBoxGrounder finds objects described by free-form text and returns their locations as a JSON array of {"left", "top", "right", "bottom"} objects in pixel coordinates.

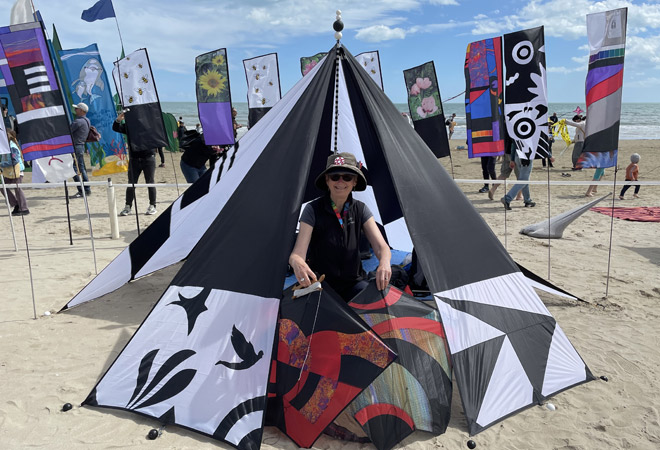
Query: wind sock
[
  {"left": 300, "top": 52, "right": 327, "bottom": 76},
  {"left": 0, "top": 22, "right": 74, "bottom": 161},
  {"left": 195, "top": 48, "right": 234, "bottom": 145},
  {"left": 464, "top": 37, "right": 505, "bottom": 158},
  {"left": 59, "top": 44, "right": 127, "bottom": 175},
  {"left": 578, "top": 7, "right": 627, "bottom": 169},
  {"left": 404, "top": 61, "right": 450, "bottom": 158},
  {"left": 81, "top": 0, "right": 116, "bottom": 22},
  {"left": 503, "top": 26, "right": 550, "bottom": 161},
  {"left": 243, "top": 53, "right": 281, "bottom": 128},
  {"left": 355, "top": 51, "right": 383, "bottom": 90},
  {"left": 112, "top": 48, "right": 168, "bottom": 151}
]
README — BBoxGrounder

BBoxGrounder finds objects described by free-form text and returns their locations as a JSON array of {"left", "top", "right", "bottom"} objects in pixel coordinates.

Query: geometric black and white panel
[
  {"left": 434, "top": 272, "right": 594, "bottom": 435},
  {"left": 85, "top": 286, "right": 279, "bottom": 450}
]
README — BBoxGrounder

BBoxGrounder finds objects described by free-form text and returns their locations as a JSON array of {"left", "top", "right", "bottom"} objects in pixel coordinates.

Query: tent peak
[{"left": 333, "top": 10, "right": 344, "bottom": 42}]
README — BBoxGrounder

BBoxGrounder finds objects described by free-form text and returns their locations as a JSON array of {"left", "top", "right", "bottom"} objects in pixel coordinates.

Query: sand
[{"left": 1, "top": 140, "right": 658, "bottom": 449}]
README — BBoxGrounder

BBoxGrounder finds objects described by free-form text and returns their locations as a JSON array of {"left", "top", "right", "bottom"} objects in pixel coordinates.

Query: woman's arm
[
  {"left": 363, "top": 217, "right": 392, "bottom": 290},
  {"left": 288, "top": 222, "right": 318, "bottom": 288}
]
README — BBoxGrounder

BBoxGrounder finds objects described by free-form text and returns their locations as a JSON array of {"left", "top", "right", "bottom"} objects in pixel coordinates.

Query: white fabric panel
[
  {"left": 17, "top": 105, "right": 64, "bottom": 122},
  {"left": 476, "top": 336, "right": 533, "bottom": 428},
  {"left": 528, "top": 278, "right": 577, "bottom": 301},
  {"left": 542, "top": 324, "right": 588, "bottom": 396},
  {"left": 26, "top": 75, "right": 48, "bottom": 84},
  {"left": 0, "top": 118, "right": 9, "bottom": 155},
  {"left": 355, "top": 51, "right": 383, "bottom": 90},
  {"left": 438, "top": 272, "right": 551, "bottom": 316},
  {"left": 112, "top": 49, "right": 158, "bottom": 106},
  {"left": 0, "top": 79, "right": 5, "bottom": 87},
  {"left": 433, "top": 297, "right": 504, "bottom": 353},
  {"left": 25, "top": 65, "right": 46, "bottom": 75},
  {"left": 69, "top": 249, "right": 133, "bottom": 307},
  {"left": 243, "top": 54, "right": 280, "bottom": 108},
  {"left": 9, "top": 0, "right": 33, "bottom": 25},
  {"left": 384, "top": 217, "right": 413, "bottom": 251},
  {"left": 587, "top": 8, "right": 624, "bottom": 53},
  {"left": 0, "top": 59, "right": 6, "bottom": 66},
  {"left": 29, "top": 85, "right": 51, "bottom": 94},
  {"left": 94, "top": 287, "right": 278, "bottom": 443},
  {"left": 32, "top": 154, "right": 76, "bottom": 183}
]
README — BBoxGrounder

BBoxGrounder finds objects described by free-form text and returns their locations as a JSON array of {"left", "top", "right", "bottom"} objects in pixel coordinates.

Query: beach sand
[{"left": 1, "top": 140, "right": 658, "bottom": 449}]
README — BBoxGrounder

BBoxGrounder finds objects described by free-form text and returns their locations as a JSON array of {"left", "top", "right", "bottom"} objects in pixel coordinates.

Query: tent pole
[
  {"left": 546, "top": 160, "right": 551, "bottom": 279},
  {"left": 168, "top": 147, "right": 180, "bottom": 197},
  {"left": 604, "top": 166, "right": 618, "bottom": 297},
  {"left": 72, "top": 155, "right": 98, "bottom": 274},
  {"left": 13, "top": 176, "right": 37, "bottom": 319},
  {"left": 1, "top": 174, "right": 18, "bottom": 251},
  {"left": 63, "top": 180, "right": 74, "bottom": 245}
]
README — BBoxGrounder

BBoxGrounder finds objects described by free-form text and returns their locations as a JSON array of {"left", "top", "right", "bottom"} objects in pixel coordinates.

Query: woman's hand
[
  {"left": 291, "top": 259, "right": 317, "bottom": 288},
  {"left": 375, "top": 263, "right": 392, "bottom": 291}
]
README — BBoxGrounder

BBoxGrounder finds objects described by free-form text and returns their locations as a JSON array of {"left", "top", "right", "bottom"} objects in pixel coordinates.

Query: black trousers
[
  {"left": 481, "top": 156, "right": 496, "bottom": 186},
  {"left": 125, "top": 154, "right": 157, "bottom": 206}
]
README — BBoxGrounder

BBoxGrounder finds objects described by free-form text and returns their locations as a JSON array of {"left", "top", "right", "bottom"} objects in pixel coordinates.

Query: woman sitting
[{"left": 289, "top": 152, "right": 391, "bottom": 301}]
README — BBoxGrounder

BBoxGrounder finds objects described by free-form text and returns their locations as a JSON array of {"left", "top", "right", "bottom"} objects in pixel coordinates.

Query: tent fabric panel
[
  {"left": 341, "top": 47, "right": 518, "bottom": 292},
  {"left": 474, "top": 336, "right": 534, "bottom": 431},
  {"left": 87, "top": 286, "right": 278, "bottom": 450},
  {"left": 542, "top": 325, "right": 595, "bottom": 397}
]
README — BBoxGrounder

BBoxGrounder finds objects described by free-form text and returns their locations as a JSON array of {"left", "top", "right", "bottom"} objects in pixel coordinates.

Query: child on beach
[{"left": 619, "top": 153, "right": 640, "bottom": 200}]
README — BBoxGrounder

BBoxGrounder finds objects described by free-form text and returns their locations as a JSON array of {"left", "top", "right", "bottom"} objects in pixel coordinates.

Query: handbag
[{"left": 0, "top": 163, "right": 20, "bottom": 179}]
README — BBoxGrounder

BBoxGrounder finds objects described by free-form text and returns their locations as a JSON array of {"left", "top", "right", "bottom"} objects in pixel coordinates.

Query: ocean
[{"left": 162, "top": 102, "right": 660, "bottom": 141}]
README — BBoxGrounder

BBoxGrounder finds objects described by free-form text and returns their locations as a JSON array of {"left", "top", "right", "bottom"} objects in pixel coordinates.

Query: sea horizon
[{"left": 163, "top": 101, "right": 660, "bottom": 141}]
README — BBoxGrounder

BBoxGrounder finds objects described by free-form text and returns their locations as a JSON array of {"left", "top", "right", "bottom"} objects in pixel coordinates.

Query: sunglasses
[{"left": 328, "top": 173, "right": 356, "bottom": 182}]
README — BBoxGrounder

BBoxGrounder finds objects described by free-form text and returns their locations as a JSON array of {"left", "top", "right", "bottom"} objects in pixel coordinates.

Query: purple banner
[{"left": 198, "top": 102, "right": 234, "bottom": 144}]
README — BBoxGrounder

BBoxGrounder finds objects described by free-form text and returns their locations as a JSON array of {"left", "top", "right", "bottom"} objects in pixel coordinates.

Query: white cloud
[
  {"left": 356, "top": 25, "right": 407, "bottom": 42},
  {"left": 428, "top": 0, "right": 459, "bottom": 5},
  {"left": 546, "top": 65, "right": 584, "bottom": 74}
]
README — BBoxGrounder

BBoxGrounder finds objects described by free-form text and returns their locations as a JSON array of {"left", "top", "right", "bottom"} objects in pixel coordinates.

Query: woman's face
[{"left": 325, "top": 172, "right": 357, "bottom": 196}]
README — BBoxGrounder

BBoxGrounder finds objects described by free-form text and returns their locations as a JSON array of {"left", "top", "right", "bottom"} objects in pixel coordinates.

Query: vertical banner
[
  {"left": 300, "top": 52, "right": 327, "bottom": 76},
  {"left": 112, "top": 48, "right": 168, "bottom": 151},
  {"left": 578, "top": 7, "right": 627, "bottom": 169},
  {"left": 0, "top": 22, "right": 74, "bottom": 161},
  {"left": 355, "top": 51, "right": 383, "bottom": 90},
  {"left": 464, "top": 37, "right": 505, "bottom": 158},
  {"left": 503, "top": 26, "right": 549, "bottom": 161},
  {"left": 243, "top": 53, "right": 281, "bottom": 128},
  {"left": 59, "top": 44, "right": 127, "bottom": 175},
  {"left": 403, "top": 61, "right": 450, "bottom": 158},
  {"left": 195, "top": 48, "right": 233, "bottom": 145}
]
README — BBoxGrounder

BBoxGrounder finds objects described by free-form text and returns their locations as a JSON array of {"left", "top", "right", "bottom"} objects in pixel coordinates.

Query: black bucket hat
[{"left": 315, "top": 152, "right": 367, "bottom": 191}]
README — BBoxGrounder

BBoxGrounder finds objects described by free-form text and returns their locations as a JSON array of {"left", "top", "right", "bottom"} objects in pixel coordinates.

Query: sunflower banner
[
  {"left": 195, "top": 48, "right": 234, "bottom": 145},
  {"left": 243, "top": 53, "right": 281, "bottom": 128}
]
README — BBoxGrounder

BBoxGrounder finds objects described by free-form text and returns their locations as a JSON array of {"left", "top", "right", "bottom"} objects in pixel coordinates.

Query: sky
[{"left": 3, "top": 0, "right": 660, "bottom": 104}]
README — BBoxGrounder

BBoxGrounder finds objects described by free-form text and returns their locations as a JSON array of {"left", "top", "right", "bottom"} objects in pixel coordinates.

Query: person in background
[
  {"left": 179, "top": 130, "right": 221, "bottom": 183},
  {"left": 69, "top": 102, "right": 92, "bottom": 198},
  {"left": 232, "top": 107, "right": 243, "bottom": 139},
  {"left": 289, "top": 152, "right": 391, "bottom": 302},
  {"left": 113, "top": 111, "right": 158, "bottom": 216},
  {"left": 157, "top": 147, "right": 165, "bottom": 168},
  {"left": 501, "top": 147, "right": 536, "bottom": 210},
  {"left": 0, "top": 129, "right": 29, "bottom": 215},
  {"left": 585, "top": 167, "right": 605, "bottom": 197},
  {"left": 195, "top": 123, "right": 202, "bottom": 134},
  {"left": 565, "top": 114, "right": 586, "bottom": 170},
  {"left": 177, "top": 118, "right": 186, "bottom": 147},
  {"left": 446, "top": 113, "right": 457, "bottom": 139},
  {"left": 2, "top": 105, "right": 17, "bottom": 135},
  {"left": 619, "top": 153, "right": 641, "bottom": 200},
  {"left": 542, "top": 122, "right": 555, "bottom": 168},
  {"left": 478, "top": 156, "right": 496, "bottom": 193},
  {"left": 488, "top": 140, "right": 521, "bottom": 201}
]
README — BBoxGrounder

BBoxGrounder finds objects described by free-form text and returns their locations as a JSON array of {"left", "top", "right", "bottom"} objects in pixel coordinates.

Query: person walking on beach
[
  {"left": 177, "top": 118, "right": 186, "bottom": 146},
  {"left": 478, "top": 156, "right": 496, "bottom": 193},
  {"left": 501, "top": 149, "right": 535, "bottom": 210},
  {"left": 0, "top": 130, "right": 29, "bottom": 215},
  {"left": 565, "top": 115, "right": 586, "bottom": 170},
  {"left": 446, "top": 113, "right": 457, "bottom": 139},
  {"left": 112, "top": 111, "right": 158, "bottom": 216},
  {"left": 69, "top": 103, "right": 92, "bottom": 198},
  {"left": 585, "top": 167, "right": 605, "bottom": 197},
  {"left": 619, "top": 153, "right": 641, "bottom": 200},
  {"left": 488, "top": 140, "right": 521, "bottom": 201}
]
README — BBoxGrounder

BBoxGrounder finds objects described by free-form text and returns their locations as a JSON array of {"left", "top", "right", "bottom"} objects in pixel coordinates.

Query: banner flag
[
  {"left": 300, "top": 52, "right": 327, "bottom": 76},
  {"left": 195, "top": 48, "right": 234, "bottom": 145},
  {"left": 59, "top": 44, "right": 127, "bottom": 175},
  {"left": 112, "top": 48, "right": 168, "bottom": 151},
  {"left": 403, "top": 61, "right": 450, "bottom": 158},
  {"left": 0, "top": 22, "right": 74, "bottom": 161},
  {"left": 243, "top": 53, "right": 281, "bottom": 128},
  {"left": 81, "top": 0, "right": 116, "bottom": 23},
  {"left": 503, "top": 26, "right": 550, "bottom": 161},
  {"left": 578, "top": 7, "right": 627, "bottom": 169},
  {"left": 355, "top": 51, "right": 383, "bottom": 90},
  {"left": 464, "top": 37, "right": 505, "bottom": 158},
  {"left": 10, "top": 0, "right": 33, "bottom": 25}
]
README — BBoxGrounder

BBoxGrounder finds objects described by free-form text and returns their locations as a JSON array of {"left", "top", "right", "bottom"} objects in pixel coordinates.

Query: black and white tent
[{"left": 65, "top": 44, "right": 593, "bottom": 447}]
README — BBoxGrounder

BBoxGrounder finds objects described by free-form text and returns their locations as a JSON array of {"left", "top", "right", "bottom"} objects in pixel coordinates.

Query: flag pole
[
  {"left": 114, "top": 16, "right": 125, "bottom": 55},
  {"left": 1, "top": 174, "right": 18, "bottom": 251},
  {"left": 13, "top": 177, "right": 38, "bottom": 319}
]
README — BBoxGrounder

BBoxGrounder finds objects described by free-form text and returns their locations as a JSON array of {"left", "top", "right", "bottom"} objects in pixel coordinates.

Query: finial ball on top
[{"left": 333, "top": 19, "right": 344, "bottom": 32}]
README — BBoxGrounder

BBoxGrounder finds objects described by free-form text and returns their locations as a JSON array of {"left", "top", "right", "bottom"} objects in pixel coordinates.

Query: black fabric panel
[
  {"left": 212, "top": 395, "right": 267, "bottom": 443},
  {"left": 413, "top": 115, "right": 450, "bottom": 158},
  {"left": 172, "top": 47, "right": 338, "bottom": 298},
  {"left": 180, "top": 168, "right": 212, "bottom": 209},
  {"left": 338, "top": 355, "right": 385, "bottom": 388},
  {"left": 123, "top": 103, "right": 169, "bottom": 151},
  {"left": 342, "top": 58, "right": 403, "bottom": 226},
  {"left": 503, "top": 26, "right": 544, "bottom": 104},
  {"left": 342, "top": 48, "right": 518, "bottom": 292},
  {"left": 248, "top": 107, "right": 270, "bottom": 128},
  {"left": 507, "top": 321, "right": 555, "bottom": 398},
  {"left": 589, "top": 56, "right": 624, "bottom": 70},
  {"left": 583, "top": 121, "right": 620, "bottom": 154},
  {"left": 363, "top": 415, "right": 414, "bottom": 450},
  {"left": 451, "top": 337, "right": 505, "bottom": 435},
  {"left": 288, "top": 371, "right": 322, "bottom": 410},
  {"left": 128, "top": 206, "right": 172, "bottom": 278},
  {"left": 15, "top": 113, "right": 71, "bottom": 143}
]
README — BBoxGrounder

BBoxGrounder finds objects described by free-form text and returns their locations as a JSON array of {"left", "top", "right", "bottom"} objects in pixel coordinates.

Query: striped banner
[{"left": 578, "top": 7, "right": 627, "bottom": 169}]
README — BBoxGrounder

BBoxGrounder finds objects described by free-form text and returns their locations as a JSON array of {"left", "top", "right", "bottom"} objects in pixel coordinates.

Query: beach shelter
[{"left": 65, "top": 43, "right": 593, "bottom": 447}]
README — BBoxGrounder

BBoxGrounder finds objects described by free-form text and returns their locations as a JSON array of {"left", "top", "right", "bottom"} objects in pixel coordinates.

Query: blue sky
[{"left": 4, "top": 0, "right": 660, "bottom": 104}]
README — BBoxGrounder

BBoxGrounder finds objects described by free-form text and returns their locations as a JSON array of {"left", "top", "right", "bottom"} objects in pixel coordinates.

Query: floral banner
[
  {"left": 300, "top": 52, "right": 327, "bottom": 76},
  {"left": 403, "top": 61, "right": 450, "bottom": 158},
  {"left": 243, "top": 53, "right": 281, "bottom": 128},
  {"left": 195, "top": 48, "right": 234, "bottom": 145}
]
